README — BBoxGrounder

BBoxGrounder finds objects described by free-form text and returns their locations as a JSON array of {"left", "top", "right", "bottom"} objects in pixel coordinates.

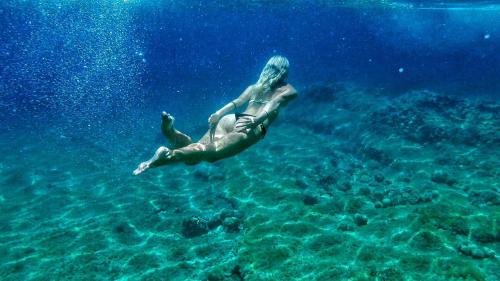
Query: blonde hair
[{"left": 255, "top": 55, "right": 289, "bottom": 94}]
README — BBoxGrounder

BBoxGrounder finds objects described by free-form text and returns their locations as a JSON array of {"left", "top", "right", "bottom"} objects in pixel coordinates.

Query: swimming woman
[{"left": 133, "top": 55, "right": 298, "bottom": 175}]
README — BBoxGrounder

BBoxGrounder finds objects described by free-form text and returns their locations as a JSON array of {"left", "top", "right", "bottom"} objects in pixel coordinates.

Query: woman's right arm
[{"left": 209, "top": 85, "right": 255, "bottom": 124}]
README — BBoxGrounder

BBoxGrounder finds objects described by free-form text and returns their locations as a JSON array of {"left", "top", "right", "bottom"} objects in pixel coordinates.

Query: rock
[
  {"left": 469, "top": 190, "right": 500, "bottom": 206},
  {"left": 377, "top": 267, "right": 404, "bottom": 281},
  {"left": 181, "top": 217, "right": 209, "bottom": 238},
  {"left": 357, "top": 186, "right": 371, "bottom": 196},
  {"left": 207, "top": 217, "right": 222, "bottom": 230},
  {"left": 319, "top": 175, "right": 336, "bottom": 187},
  {"left": 374, "top": 174, "right": 385, "bottom": 183},
  {"left": 376, "top": 186, "right": 437, "bottom": 208},
  {"left": 295, "top": 179, "right": 308, "bottom": 189},
  {"left": 457, "top": 243, "right": 495, "bottom": 259},
  {"left": 382, "top": 198, "right": 392, "bottom": 206},
  {"left": 353, "top": 214, "right": 368, "bottom": 226},
  {"left": 472, "top": 227, "right": 499, "bottom": 244},
  {"left": 338, "top": 220, "right": 355, "bottom": 231},
  {"left": 344, "top": 197, "right": 369, "bottom": 213},
  {"left": 193, "top": 165, "right": 211, "bottom": 181},
  {"left": 359, "top": 174, "right": 371, "bottom": 183},
  {"left": 303, "top": 194, "right": 319, "bottom": 205},
  {"left": 337, "top": 181, "right": 352, "bottom": 192},
  {"left": 304, "top": 83, "right": 344, "bottom": 103},
  {"left": 362, "top": 147, "right": 393, "bottom": 165},
  {"left": 431, "top": 171, "right": 457, "bottom": 186},
  {"left": 409, "top": 230, "right": 443, "bottom": 251},
  {"left": 436, "top": 216, "right": 469, "bottom": 236},
  {"left": 231, "top": 265, "right": 244, "bottom": 280},
  {"left": 223, "top": 217, "right": 241, "bottom": 233}
]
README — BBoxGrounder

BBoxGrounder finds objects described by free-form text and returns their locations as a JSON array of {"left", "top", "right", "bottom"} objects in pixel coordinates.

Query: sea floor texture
[{"left": 0, "top": 83, "right": 498, "bottom": 280}]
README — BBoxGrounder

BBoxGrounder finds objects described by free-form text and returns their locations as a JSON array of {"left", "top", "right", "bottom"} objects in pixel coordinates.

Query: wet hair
[{"left": 255, "top": 55, "right": 289, "bottom": 94}]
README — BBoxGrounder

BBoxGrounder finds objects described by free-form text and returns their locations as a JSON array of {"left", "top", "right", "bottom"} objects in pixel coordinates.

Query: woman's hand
[
  {"left": 208, "top": 113, "right": 220, "bottom": 126},
  {"left": 234, "top": 116, "right": 257, "bottom": 133}
]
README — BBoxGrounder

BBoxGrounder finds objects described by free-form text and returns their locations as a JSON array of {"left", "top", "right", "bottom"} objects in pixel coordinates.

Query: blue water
[{"left": 0, "top": 1, "right": 499, "bottom": 280}]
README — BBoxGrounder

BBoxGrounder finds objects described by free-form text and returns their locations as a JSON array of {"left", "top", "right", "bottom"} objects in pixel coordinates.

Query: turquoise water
[{"left": 1, "top": 1, "right": 499, "bottom": 280}]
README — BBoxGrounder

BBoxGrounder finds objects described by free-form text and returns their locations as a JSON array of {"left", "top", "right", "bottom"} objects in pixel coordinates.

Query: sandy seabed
[{"left": 0, "top": 83, "right": 498, "bottom": 280}]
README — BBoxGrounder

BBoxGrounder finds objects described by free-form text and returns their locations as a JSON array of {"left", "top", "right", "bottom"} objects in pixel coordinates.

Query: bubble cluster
[{"left": 1, "top": 1, "right": 146, "bottom": 131}]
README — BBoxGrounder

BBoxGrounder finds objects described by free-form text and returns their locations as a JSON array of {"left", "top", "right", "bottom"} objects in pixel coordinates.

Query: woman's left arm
[
  {"left": 234, "top": 86, "right": 298, "bottom": 133},
  {"left": 253, "top": 88, "right": 298, "bottom": 125}
]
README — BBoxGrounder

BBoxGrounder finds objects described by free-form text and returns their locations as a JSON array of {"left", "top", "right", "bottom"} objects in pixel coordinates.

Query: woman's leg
[
  {"left": 133, "top": 130, "right": 259, "bottom": 175},
  {"left": 161, "top": 112, "right": 192, "bottom": 149}
]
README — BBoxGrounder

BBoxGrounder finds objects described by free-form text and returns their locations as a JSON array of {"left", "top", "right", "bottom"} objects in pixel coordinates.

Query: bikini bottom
[{"left": 234, "top": 113, "right": 267, "bottom": 137}]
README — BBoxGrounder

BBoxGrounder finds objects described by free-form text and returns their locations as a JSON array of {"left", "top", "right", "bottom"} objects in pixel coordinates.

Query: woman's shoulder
[{"left": 277, "top": 83, "right": 298, "bottom": 96}]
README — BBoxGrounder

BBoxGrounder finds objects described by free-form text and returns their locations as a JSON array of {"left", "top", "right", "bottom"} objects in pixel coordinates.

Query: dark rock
[
  {"left": 304, "top": 83, "right": 344, "bottom": 103},
  {"left": 436, "top": 216, "right": 469, "bottom": 236},
  {"left": 344, "top": 197, "right": 369, "bottom": 213},
  {"left": 409, "top": 230, "right": 443, "bottom": 251},
  {"left": 231, "top": 265, "right": 244, "bottom": 281},
  {"left": 222, "top": 217, "right": 241, "bottom": 233},
  {"left": 431, "top": 171, "right": 457, "bottom": 186},
  {"left": 208, "top": 209, "right": 243, "bottom": 230},
  {"left": 207, "top": 217, "right": 222, "bottom": 230},
  {"left": 415, "top": 125, "right": 449, "bottom": 144},
  {"left": 206, "top": 269, "right": 224, "bottom": 281},
  {"left": 357, "top": 186, "right": 371, "bottom": 196},
  {"left": 113, "top": 222, "right": 141, "bottom": 245},
  {"left": 319, "top": 175, "right": 336, "bottom": 187},
  {"left": 469, "top": 190, "right": 500, "bottom": 206},
  {"left": 218, "top": 209, "right": 235, "bottom": 220},
  {"left": 374, "top": 174, "right": 385, "bottom": 183},
  {"left": 362, "top": 147, "right": 393, "bottom": 165},
  {"left": 210, "top": 173, "right": 225, "bottom": 181},
  {"left": 338, "top": 220, "right": 355, "bottom": 231},
  {"left": 181, "top": 217, "right": 209, "bottom": 238},
  {"left": 303, "top": 194, "right": 319, "bottom": 205},
  {"left": 353, "top": 214, "right": 368, "bottom": 226},
  {"left": 295, "top": 179, "right": 308, "bottom": 189},
  {"left": 457, "top": 243, "right": 495, "bottom": 259},
  {"left": 193, "top": 166, "right": 210, "bottom": 181},
  {"left": 472, "top": 227, "right": 499, "bottom": 244},
  {"left": 376, "top": 186, "right": 437, "bottom": 208},
  {"left": 377, "top": 267, "right": 404, "bottom": 281},
  {"left": 337, "top": 181, "right": 352, "bottom": 192}
]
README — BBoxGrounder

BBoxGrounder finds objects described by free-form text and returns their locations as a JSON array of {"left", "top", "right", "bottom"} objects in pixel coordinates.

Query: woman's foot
[
  {"left": 133, "top": 146, "right": 174, "bottom": 175},
  {"left": 161, "top": 112, "right": 175, "bottom": 134}
]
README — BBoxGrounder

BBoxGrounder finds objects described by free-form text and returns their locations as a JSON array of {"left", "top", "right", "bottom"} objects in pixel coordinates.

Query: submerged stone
[
  {"left": 409, "top": 230, "right": 443, "bottom": 251},
  {"left": 181, "top": 216, "right": 209, "bottom": 238},
  {"left": 303, "top": 194, "right": 319, "bottom": 205},
  {"left": 431, "top": 171, "right": 457, "bottom": 186},
  {"left": 353, "top": 214, "right": 368, "bottom": 226},
  {"left": 222, "top": 217, "right": 241, "bottom": 233},
  {"left": 457, "top": 243, "right": 495, "bottom": 259}
]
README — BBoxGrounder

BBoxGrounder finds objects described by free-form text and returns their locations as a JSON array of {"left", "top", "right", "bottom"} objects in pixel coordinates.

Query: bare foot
[
  {"left": 133, "top": 162, "right": 150, "bottom": 175},
  {"left": 133, "top": 146, "right": 174, "bottom": 175},
  {"left": 161, "top": 112, "right": 175, "bottom": 134}
]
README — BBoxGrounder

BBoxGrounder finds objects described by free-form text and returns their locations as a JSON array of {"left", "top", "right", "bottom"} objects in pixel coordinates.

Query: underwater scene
[{"left": 0, "top": 0, "right": 499, "bottom": 280}]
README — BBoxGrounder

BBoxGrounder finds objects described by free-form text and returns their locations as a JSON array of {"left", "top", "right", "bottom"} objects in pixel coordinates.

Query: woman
[{"left": 133, "top": 55, "right": 298, "bottom": 175}]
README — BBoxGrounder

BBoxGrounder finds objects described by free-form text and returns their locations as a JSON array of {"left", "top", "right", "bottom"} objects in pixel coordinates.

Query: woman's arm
[
  {"left": 216, "top": 85, "right": 254, "bottom": 116},
  {"left": 209, "top": 85, "right": 255, "bottom": 124},
  {"left": 234, "top": 87, "right": 298, "bottom": 132},
  {"left": 254, "top": 87, "right": 298, "bottom": 124}
]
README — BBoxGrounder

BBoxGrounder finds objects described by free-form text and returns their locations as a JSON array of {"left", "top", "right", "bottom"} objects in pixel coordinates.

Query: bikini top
[{"left": 249, "top": 98, "right": 269, "bottom": 104}]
